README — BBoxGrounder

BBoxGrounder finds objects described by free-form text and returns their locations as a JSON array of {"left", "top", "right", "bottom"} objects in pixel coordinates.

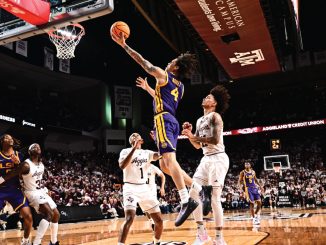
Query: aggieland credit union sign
[{"left": 174, "top": 0, "right": 281, "bottom": 79}]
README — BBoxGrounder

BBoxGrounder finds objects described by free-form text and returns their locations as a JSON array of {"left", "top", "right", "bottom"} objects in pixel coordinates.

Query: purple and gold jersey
[
  {"left": 0, "top": 151, "right": 22, "bottom": 189},
  {"left": 153, "top": 72, "right": 184, "bottom": 116},
  {"left": 243, "top": 170, "right": 256, "bottom": 188}
]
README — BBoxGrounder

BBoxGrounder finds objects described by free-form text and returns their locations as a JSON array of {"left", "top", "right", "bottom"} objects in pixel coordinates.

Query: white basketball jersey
[
  {"left": 196, "top": 112, "right": 225, "bottom": 155},
  {"left": 22, "top": 159, "right": 44, "bottom": 191},
  {"left": 147, "top": 164, "right": 162, "bottom": 187},
  {"left": 119, "top": 148, "right": 155, "bottom": 184}
]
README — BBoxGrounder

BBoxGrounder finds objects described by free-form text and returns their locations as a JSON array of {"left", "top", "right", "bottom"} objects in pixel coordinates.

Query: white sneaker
[
  {"left": 213, "top": 237, "right": 227, "bottom": 245},
  {"left": 253, "top": 217, "right": 260, "bottom": 225},
  {"left": 20, "top": 239, "right": 30, "bottom": 245},
  {"left": 193, "top": 229, "right": 210, "bottom": 245}
]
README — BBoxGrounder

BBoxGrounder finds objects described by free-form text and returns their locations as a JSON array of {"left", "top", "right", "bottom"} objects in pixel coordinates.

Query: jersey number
[
  {"left": 171, "top": 88, "right": 179, "bottom": 101},
  {"left": 140, "top": 168, "right": 144, "bottom": 179},
  {"left": 36, "top": 180, "right": 41, "bottom": 190}
]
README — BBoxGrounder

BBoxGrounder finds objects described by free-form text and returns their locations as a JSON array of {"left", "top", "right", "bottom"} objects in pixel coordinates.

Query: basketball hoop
[{"left": 48, "top": 23, "right": 85, "bottom": 59}]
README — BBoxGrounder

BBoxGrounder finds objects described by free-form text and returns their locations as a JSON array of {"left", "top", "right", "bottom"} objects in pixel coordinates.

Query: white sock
[
  {"left": 216, "top": 229, "right": 222, "bottom": 238},
  {"left": 197, "top": 223, "right": 205, "bottom": 233},
  {"left": 33, "top": 219, "right": 50, "bottom": 245},
  {"left": 192, "top": 182, "right": 202, "bottom": 193},
  {"left": 178, "top": 188, "right": 189, "bottom": 204},
  {"left": 190, "top": 188, "right": 203, "bottom": 222},
  {"left": 50, "top": 222, "right": 59, "bottom": 243},
  {"left": 154, "top": 237, "right": 161, "bottom": 244},
  {"left": 118, "top": 243, "right": 125, "bottom": 245}
]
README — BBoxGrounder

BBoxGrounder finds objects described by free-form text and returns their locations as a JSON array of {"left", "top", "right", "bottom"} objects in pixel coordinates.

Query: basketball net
[{"left": 48, "top": 23, "right": 85, "bottom": 59}]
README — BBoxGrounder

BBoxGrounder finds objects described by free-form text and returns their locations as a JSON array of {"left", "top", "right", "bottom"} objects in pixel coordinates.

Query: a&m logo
[{"left": 229, "top": 49, "right": 265, "bottom": 66}]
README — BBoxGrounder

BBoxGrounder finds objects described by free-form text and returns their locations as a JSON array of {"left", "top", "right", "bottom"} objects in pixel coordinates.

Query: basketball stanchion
[{"left": 48, "top": 23, "right": 85, "bottom": 59}]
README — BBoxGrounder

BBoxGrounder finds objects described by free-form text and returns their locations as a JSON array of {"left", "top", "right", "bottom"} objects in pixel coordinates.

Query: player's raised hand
[
  {"left": 182, "top": 128, "right": 194, "bottom": 139},
  {"left": 10, "top": 154, "right": 20, "bottom": 164},
  {"left": 136, "top": 77, "right": 148, "bottom": 91},
  {"left": 182, "top": 122, "right": 193, "bottom": 131},
  {"left": 149, "top": 130, "right": 155, "bottom": 141},
  {"left": 133, "top": 138, "right": 144, "bottom": 149},
  {"left": 111, "top": 31, "right": 126, "bottom": 47}
]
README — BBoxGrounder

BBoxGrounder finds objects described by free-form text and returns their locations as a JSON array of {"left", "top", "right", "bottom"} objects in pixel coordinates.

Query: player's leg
[
  {"left": 33, "top": 202, "right": 53, "bottom": 245},
  {"left": 210, "top": 153, "right": 229, "bottom": 245},
  {"left": 149, "top": 210, "right": 163, "bottom": 244},
  {"left": 118, "top": 209, "right": 136, "bottom": 244},
  {"left": 7, "top": 188, "right": 32, "bottom": 245},
  {"left": 190, "top": 178, "right": 210, "bottom": 245},
  {"left": 49, "top": 208, "right": 60, "bottom": 245},
  {"left": 159, "top": 159, "right": 193, "bottom": 187}
]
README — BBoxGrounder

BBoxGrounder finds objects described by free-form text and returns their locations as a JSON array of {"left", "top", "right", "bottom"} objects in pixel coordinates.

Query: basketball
[{"left": 110, "top": 21, "right": 130, "bottom": 39}]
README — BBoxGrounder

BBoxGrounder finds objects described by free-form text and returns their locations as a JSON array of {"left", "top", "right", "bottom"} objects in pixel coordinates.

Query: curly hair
[
  {"left": 175, "top": 52, "right": 198, "bottom": 81},
  {"left": 0, "top": 134, "right": 21, "bottom": 150},
  {"left": 210, "top": 85, "right": 231, "bottom": 114}
]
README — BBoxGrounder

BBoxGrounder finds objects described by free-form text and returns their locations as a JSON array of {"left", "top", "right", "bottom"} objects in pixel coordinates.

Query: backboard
[
  {"left": 0, "top": 0, "right": 114, "bottom": 44},
  {"left": 263, "top": 155, "right": 290, "bottom": 171}
]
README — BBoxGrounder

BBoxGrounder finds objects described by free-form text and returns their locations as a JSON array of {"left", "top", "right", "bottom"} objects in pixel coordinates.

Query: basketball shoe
[
  {"left": 175, "top": 197, "right": 199, "bottom": 226},
  {"left": 193, "top": 228, "right": 210, "bottom": 245}
]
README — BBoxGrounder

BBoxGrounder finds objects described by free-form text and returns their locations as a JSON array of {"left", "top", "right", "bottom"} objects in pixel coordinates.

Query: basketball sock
[
  {"left": 154, "top": 237, "right": 161, "bottom": 244},
  {"left": 50, "top": 222, "right": 59, "bottom": 243},
  {"left": 118, "top": 243, "right": 125, "bottom": 245},
  {"left": 191, "top": 182, "right": 202, "bottom": 193},
  {"left": 197, "top": 223, "right": 205, "bottom": 234},
  {"left": 33, "top": 219, "right": 49, "bottom": 245},
  {"left": 178, "top": 188, "right": 189, "bottom": 204},
  {"left": 215, "top": 229, "right": 222, "bottom": 238}
]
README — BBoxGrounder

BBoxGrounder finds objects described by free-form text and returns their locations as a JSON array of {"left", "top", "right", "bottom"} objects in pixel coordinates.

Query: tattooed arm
[
  {"left": 187, "top": 113, "right": 223, "bottom": 145},
  {"left": 111, "top": 32, "right": 165, "bottom": 82}
]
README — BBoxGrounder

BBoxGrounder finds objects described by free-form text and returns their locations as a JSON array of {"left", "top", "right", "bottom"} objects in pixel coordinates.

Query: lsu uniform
[
  {"left": 193, "top": 112, "right": 229, "bottom": 188},
  {"left": 242, "top": 170, "right": 260, "bottom": 203},
  {"left": 147, "top": 164, "right": 163, "bottom": 199},
  {"left": 21, "top": 159, "right": 57, "bottom": 212},
  {"left": 119, "top": 148, "right": 160, "bottom": 213},
  {"left": 153, "top": 71, "right": 184, "bottom": 154},
  {"left": 0, "top": 151, "right": 29, "bottom": 211}
]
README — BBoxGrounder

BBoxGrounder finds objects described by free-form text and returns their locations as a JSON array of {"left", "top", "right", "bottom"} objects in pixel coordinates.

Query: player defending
[
  {"left": 21, "top": 143, "right": 60, "bottom": 245},
  {"left": 182, "top": 85, "right": 231, "bottom": 245},
  {"left": 238, "top": 162, "right": 262, "bottom": 225},
  {"left": 112, "top": 32, "right": 199, "bottom": 226},
  {"left": 146, "top": 163, "right": 166, "bottom": 230},
  {"left": 118, "top": 133, "right": 163, "bottom": 245},
  {"left": 0, "top": 134, "right": 33, "bottom": 245}
]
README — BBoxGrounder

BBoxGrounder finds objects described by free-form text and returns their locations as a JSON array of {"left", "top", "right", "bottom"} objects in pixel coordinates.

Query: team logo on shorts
[
  {"left": 130, "top": 242, "right": 187, "bottom": 245},
  {"left": 161, "top": 142, "right": 167, "bottom": 148}
]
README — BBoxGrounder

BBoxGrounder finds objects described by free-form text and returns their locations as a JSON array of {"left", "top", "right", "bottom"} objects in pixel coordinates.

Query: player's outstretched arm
[
  {"left": 238, "top": 171, "right": 244, "bottom": 190},
  {"left": 136, "top": 77, "right": 155, "bottom": 98},
  {"left": 111, "top": 33, "right": 165, "bottom": 80},
  {"left": 159, "top": 172, "right": 166, "bottom": 196},
  {"left": 0, "top": 161, "right": 30, "bottom": 185}
]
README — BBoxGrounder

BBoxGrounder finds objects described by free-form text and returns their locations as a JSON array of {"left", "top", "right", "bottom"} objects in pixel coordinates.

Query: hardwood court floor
[{"left": 1, "top": 208, "right": 326, "bottom": 244}]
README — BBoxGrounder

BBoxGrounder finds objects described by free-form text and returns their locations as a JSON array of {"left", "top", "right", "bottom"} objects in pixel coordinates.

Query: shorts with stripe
[
  {"left": 0, "top": 186, "right": 29, "bottom": 212},
  {"left": 193, "top": 152, "right": 229, "bottom": 188},
  {"left": 154, "top": 112, "right": 179, "bottom": 154}
]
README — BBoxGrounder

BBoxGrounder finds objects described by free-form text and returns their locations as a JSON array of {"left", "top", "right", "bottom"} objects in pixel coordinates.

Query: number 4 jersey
[
  {"left": 21, "top": 158, "right": 44, "bottom": 191},
  {"left": 119, "top": 148, "right": 155, "bottom": 184}
]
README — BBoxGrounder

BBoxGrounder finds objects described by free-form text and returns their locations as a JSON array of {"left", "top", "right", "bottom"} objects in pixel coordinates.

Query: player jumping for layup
[
  {"left": 182, "top": 85, "right": 231, "bottom": 245},
  {"left": 238, "top": 162, "right": 262, "bottom": 225},
  {"left": 112, "top": 32, "right": 199, "bottom": 226},
  {"left": 0, "top": 134, "right": 33, "bottom": 245},
  {"left": 118, "top": 133, "right": 163, "bottom": 245}
]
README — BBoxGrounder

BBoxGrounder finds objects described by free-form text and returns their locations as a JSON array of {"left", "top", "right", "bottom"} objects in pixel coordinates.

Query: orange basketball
[{"left": 110, "top": 21, "right": 130, "bottom": 39}]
